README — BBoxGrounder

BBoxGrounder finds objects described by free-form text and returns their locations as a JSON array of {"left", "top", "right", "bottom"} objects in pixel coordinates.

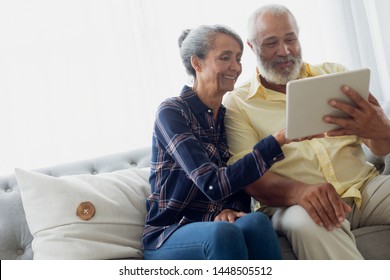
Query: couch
[{"left": 1, "top": 144, "right": 390, "bottom": 260}]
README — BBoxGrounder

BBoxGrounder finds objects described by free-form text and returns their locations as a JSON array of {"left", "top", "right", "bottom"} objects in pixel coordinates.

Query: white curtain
[{"left": 0, "top": 0, "right": 389, "bottom": 175}]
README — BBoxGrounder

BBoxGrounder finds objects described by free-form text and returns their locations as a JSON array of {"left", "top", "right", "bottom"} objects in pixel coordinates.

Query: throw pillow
[{"left": 15, "top": 167, "right": 151, "bottom": 260}]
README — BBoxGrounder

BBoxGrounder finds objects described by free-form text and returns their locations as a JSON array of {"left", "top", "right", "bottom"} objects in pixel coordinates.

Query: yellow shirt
[{"left": 223, "top": 62, "right": 378, "bottom": 207}]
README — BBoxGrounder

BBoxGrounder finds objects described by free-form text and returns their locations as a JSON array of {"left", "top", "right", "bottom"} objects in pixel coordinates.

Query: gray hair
[
  {"left": 178, "top": 24, "right": 243, "bottom": 78},
  {"left": 247, "top": 4, "right": 299, "bottom": 44}
]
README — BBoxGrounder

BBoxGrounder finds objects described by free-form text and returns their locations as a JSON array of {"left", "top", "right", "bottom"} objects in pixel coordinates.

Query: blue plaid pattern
[{"left": 142, "top": 85, "right": 284, "bottom": 250}]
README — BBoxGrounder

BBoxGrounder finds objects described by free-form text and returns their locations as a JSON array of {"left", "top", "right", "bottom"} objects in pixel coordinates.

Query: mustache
[{"left": 271, "top": 55, "right": 300, "bottom": 67}]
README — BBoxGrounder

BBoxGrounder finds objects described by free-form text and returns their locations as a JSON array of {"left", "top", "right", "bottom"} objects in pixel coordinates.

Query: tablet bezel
[{"left": 285, "top": 68, "right": 371, "bottom": 139}]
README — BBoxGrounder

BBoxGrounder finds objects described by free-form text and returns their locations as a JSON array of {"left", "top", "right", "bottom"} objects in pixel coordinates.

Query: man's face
[{"left": 252, "top": 12, "right": 302, "bottom": 85}]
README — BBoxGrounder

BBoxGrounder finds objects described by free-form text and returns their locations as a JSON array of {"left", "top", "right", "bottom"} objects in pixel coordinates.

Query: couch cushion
[
  {"left": 15, "top": 167, "right": 151, "bottom": 260},
  {"left": 354, "top": 225, "right": 390, "bottom": 260}
]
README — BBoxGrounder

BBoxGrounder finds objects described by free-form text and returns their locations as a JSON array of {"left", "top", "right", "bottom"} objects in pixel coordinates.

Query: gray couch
[{"left": 1, "top": 147, "right": 390, "bottom": 260}]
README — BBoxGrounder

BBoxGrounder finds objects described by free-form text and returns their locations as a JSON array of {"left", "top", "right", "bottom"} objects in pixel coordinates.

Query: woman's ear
[{"left": 191, "top": 56, "right": 202, "bottom": 72}]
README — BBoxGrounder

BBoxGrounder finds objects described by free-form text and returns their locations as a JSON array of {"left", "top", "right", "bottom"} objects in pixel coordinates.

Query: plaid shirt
[{"left": 142, "top": 85, "right": 284, "bottom": 250}]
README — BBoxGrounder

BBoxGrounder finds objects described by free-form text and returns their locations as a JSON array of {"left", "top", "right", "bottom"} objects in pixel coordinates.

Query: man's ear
[{"left": 191, "top": 56, "right": 202, "bottom": 72}]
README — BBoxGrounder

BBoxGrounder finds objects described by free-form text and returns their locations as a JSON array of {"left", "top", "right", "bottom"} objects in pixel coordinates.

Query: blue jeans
[{"left": 143, "top": 212, "right": 282, "bottom": 260}]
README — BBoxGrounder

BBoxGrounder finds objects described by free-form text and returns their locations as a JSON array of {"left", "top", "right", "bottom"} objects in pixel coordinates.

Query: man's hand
[
  {"left": 245, "top": 172, "right": 351, "bottom": 230},
  {"left": 324, "top": 86, "right": 390, "bottom": 140},
  {"left": 214, "top": 209, "right": 246, "bottom": 223},
  {"left": 324, "top": 86, "right": 390, "bottom": 155},
  {"left": 295, "top": 183, "right": 352, "bottom": 231}
]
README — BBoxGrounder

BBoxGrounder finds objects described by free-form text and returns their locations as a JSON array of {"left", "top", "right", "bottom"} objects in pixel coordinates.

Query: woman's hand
[
  {"left": 214, "top": 209, "right": 247, "bottom": 223},
  {"left": 273, "top": 128, "right": 325, "bottom": 147}
]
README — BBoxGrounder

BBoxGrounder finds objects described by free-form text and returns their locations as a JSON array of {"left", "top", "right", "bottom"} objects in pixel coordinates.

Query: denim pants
[{"left": 143, "top": 212, "right": 282, "bottom": 260}]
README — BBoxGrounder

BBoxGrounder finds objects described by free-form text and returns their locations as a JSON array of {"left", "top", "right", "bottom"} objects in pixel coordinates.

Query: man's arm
[
  {"left": 245, "top": 172, "right": 351, "bottom": 231},
  {"left": 224, "top": 89, "right": 341, "bottom": 230},
  {"left": 325, "top": 86, "right": 390, "bottom": 156}
]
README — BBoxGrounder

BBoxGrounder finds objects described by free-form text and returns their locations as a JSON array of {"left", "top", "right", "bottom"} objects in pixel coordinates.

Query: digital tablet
[{"left": 285, "top": 68, "right": 370, "bottom": 139}]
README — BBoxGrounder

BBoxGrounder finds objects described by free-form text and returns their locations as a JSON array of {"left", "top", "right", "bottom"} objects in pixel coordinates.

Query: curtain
[
  {"left": 361, "top": 0, "right": 390, "bottom": 102},
  {"left": 0, "top": 0, "right": 389, "bottom": 175}
]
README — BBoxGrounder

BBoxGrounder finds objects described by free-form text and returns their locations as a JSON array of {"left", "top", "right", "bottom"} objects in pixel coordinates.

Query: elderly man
[{"left": 223, "top": 4, "right": 390, "bottom": 259}]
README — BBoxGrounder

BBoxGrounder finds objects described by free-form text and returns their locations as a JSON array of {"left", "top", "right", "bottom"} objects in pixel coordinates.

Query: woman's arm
[{"left": 154, "top": 101, "right": 284, "bottom": 201}]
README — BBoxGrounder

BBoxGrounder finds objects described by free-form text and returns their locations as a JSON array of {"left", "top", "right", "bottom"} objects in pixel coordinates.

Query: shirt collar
[
  {"left": 180, "top": 85, "right": 226, "bottom": 116},
  {"left": 247, "top": 62, "right": 312, "bottom": 100}
]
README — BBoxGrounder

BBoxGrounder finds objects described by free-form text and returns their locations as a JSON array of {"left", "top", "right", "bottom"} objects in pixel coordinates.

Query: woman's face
[{"left": 197, "top": 33, "right": 242, "bottom": 95}]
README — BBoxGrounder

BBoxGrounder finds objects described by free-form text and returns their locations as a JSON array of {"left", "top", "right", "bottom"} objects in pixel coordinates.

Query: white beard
[{"left": 256, "top": 50, "right": 303, "bottom": 85}]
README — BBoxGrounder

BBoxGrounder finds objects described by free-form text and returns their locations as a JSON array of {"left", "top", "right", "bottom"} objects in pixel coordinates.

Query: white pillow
[{"left": 15, "top": 167, "right": 151, "bottom": 260}]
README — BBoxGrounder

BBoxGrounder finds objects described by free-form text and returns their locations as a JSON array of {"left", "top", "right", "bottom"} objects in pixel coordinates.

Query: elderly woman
[{"left": 142, "top": 25, "right": 289, "bottom": 260}]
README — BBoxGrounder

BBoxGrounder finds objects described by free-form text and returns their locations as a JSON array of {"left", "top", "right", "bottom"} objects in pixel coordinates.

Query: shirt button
[
  {"left": 209, "top": 186, "right": 213, "bottom": 190},
  {"left": 76, "top": 201, "right": 96, "bottom": 221}
]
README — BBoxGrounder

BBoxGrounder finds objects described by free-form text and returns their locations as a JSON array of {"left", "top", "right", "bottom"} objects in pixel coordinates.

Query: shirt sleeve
[
  {"left": 223, "top": 91, "right": 261, "bottom": 164},
  {"left": 154, "top": 101, "right": 284, "bottom": 202},
  {"left": 222, "top": 190, "right": 251, "bottom": 213}
]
